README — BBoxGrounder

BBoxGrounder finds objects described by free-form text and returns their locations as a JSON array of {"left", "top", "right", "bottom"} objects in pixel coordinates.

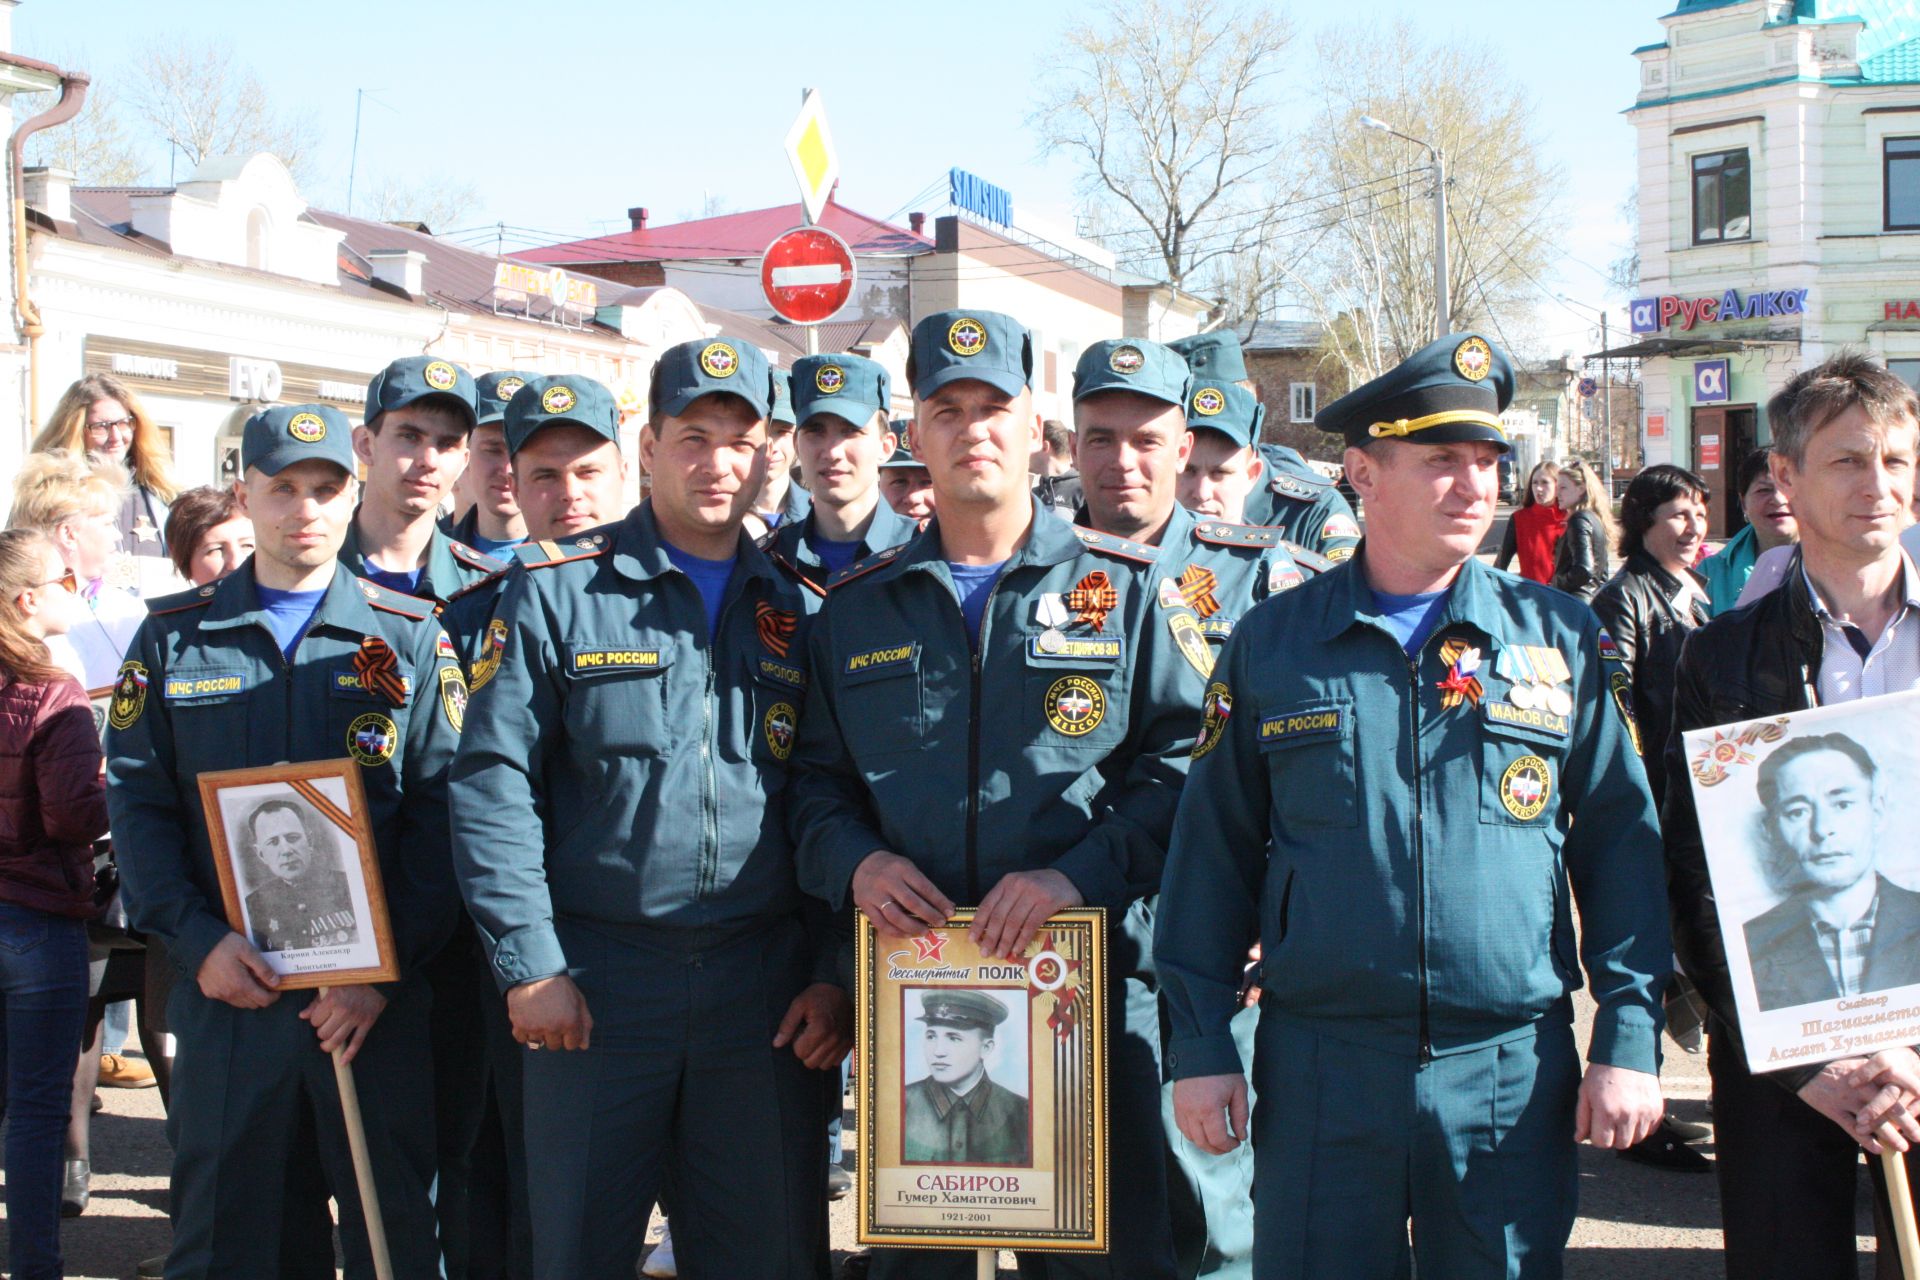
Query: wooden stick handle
[
  {"left": 976, "top": 1247, "right": 995, "bottom": 1280},
  {"left": 332, "top": 1044, "right": 395, "bottom": 1280},
  {"left": 1884, "top": 1148, "right": 1920, "bottom": 1280}
]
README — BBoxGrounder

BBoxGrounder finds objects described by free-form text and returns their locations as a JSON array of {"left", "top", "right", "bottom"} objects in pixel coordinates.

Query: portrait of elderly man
[
  {"left": 240, "top": 797, "right": 359, "bottom": 953},
  {"left": 1742, "top": 734, "right": 1920, "bottom": 1011},
  {"left": 902, "top": 990, "right": 1031, "bottom": 1166}
]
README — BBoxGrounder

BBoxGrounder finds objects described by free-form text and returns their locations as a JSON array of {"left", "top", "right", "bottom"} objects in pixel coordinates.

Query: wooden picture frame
[
  {"left": 856, "top": 908, "right": 1107, "bottom": 1253},
  {"left": 196, "top": 759, "right": 398, "bottom": 989}
]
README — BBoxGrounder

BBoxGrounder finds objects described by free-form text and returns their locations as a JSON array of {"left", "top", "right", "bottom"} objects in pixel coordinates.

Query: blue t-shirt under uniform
[
  {"left": 360, "top": 563, "right": 421, "bottom": 596},
  {"left": 255, "top": 585, "right": 328, "bottom": 661},
  {"left": 809, "top": 535, "right": 863, "bottom": 577},
  {"left": 466, "top": 533, "right": 524, "bottom": 558},
  {"left": 665, "top": 543, "right": 737, "bottom": 639},
  {"left": 947, "top": 560, "right": 1008, "bottom": 650},
  {"left": 1371, "top": 586, "right": 1450, "bottom": 657}
]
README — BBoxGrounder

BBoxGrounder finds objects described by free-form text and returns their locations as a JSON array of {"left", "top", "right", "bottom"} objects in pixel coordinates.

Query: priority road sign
[
  {"left": 784, "top": 89, "right": 839, "bottom": 227},
  {"left": 761, "top": 225, "right": 856, "bottom": 325}
]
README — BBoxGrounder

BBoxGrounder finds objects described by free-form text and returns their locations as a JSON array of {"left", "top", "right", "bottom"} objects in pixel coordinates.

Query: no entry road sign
[{"left": 761, "top": 225, "right": 856, "bottom": 325}]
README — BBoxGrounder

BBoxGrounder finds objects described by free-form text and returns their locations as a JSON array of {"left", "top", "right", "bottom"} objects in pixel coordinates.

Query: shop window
[
  {"left": 1887, "top": 138, "right": 1920, "bottom": 231},
  {"left": 1692, "top": 149, "right": 1751, "bottom": 245},
  {"left": 1289, "top": 382, "right": 1316, "bottom": 423},
  {"left": 1890, "top": 359, "right": 1920, "bottom": 393}
]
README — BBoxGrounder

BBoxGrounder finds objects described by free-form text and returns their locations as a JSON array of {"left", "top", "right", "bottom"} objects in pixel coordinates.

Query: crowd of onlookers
[{"left": 0, "top": 374, "right": 260, "bottom": 1279}]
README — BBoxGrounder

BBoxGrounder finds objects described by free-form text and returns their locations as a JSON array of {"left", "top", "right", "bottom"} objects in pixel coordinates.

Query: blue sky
[{"left": 15, "top": 0, "right": 1674, "bottom": 358}]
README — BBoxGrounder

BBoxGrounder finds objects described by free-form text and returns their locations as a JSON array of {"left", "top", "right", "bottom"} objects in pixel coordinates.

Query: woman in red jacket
[
  {"left": 1494, "top": 461, "right": 1568, "bottom": 583},
  {"left": 0, "top": 527, "right": 109, "bottom": 1279}
]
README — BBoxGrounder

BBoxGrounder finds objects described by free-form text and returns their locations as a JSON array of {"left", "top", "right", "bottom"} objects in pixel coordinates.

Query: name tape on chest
[
  {"left": 571, "top": 649, "right": 663, "bottom": 673},
  {"left": 846, "top": 643, "right": 917, "bottom": 675},
  {"left": 759, "top": 657, "right": 808, "bottom": 689},
  {"left": 1482, "top": 700, "right": 1571, "bottom": 738},
  {"left": 1027, "top": 634, "right": 1123, "bottom": 662},
  {"left": 165, "top": 672, "right": 247, "bottom": 700},
  {"left": 1259, "top": 707, "right": 1345, "bottom": 748}
]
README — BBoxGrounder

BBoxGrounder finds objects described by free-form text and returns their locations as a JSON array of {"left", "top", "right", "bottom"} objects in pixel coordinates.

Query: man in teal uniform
[
  {"left": 770, "top": 352, "right": 917, "bottom": 605},
  {"left": 1157, "top": 334, "right": 1670, "bottom": 1279},
  {"left": 791, "top": 309, "right": 1205, "bottom": 1279},
  {"left": 343, "top": 355, "right": 507, "bottom": 603},
  {"left": 107, "top": 403, "right": 466, "bottom": 1279},
  {"left": 902, "top": 990, "right": 1031, "bottom": 1166},
  {"left": 880, "top": 433, "right": 936, "bottom": 524},
  {"left": 752, "top": 367, "right": 812, "bottom": 531},
  {"left": 1179, "top": 376, "right": 1332, "bottom": 585},
  {"left": 450, "top": 336, "right": 850, "bottom": 1278},
  {"left": 437, "top": 372, "right": 633, "bottom": 1280},
  {"left": 1067, "top": 338, "right": 1304, "bottom": 1278},
  {"left": 1167, "top": 331, "right": 1360, "bottom": 561},
  {"left": 445, "top": 370, "right": 539, "bottom": 556}
]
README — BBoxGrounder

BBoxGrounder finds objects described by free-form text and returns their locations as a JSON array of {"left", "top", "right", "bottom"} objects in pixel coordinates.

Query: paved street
[{"left": 12, "top": 984, "right": 1885, "bottom": 1278}]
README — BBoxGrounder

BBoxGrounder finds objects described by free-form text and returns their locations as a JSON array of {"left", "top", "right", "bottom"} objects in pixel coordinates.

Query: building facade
[{"left": 1628, "top": 0, "right": 1920, "bottom": 535}]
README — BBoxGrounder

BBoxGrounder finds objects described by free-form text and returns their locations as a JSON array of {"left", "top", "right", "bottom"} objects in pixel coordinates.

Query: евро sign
[
  {"left": 761, "top": 225, "right": 856, "bottom": 325},
  {"left": 1629, "top": 287, "right": 1809, "bottom": 334},
  {"left": 949, "top": 168, "right": 1012, "bottom": 227}
]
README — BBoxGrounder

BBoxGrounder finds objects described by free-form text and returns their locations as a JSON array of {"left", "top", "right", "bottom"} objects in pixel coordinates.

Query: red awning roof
[{"left": 518, "top": 199, "right": 931, "bottom": 266}]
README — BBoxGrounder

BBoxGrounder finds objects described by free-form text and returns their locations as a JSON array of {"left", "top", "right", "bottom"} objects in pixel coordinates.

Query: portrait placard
[
  {"left": 196, "top": 759, "right": 397, "bottom": 988},
  {"left": 856, "top": 909, "right": 1106, "bottom": 1252},
  {"left": 1684, "top": 689, "right": 1920, "bottom": 1074}
]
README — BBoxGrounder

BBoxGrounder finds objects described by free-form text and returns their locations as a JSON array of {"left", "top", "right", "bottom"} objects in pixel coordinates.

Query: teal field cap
[
  {"left": 770, "top": 367, "right": 796, "bottom": 426},
  {"left": 504, "top": 375, "right": 620, "bottom": 455},
  {"left": 242, "top": 404, "right": 355, "bottom": 476},
  {"left": 793, "top": 353, "right": 891, "bottom": 429},
  {"left": 650, "top": 337, "right": 774, "bottom": 420},
  {"left": 906, "top": 310, "right": 1032, "bottom": 399},
  {"left": 1072, "top": 339, "right": 1190, "bottom": 407},
  {"left": 366, "top": 355, "right": 478, "bottom": 429},
  {"left": 475, "top": 370, "right": 541, "bottom": 426},
  {"left": 1167, "top": 330, "right": 1249, "bottom": 384},
  {"left": 1316, "top": 333, "right": 1514, "bottom": 452},
  {"left": 1185, "top": 378, "right": 1261, "bottom": 448}
]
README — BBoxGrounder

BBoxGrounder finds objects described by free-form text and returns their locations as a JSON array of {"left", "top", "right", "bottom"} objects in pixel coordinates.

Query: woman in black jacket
[
  {"left": 1591, "top": 465, "right": 1712, "bottom": 1174},
  {"left": 1591, "top": 465, "right": 1711, "bottom": 814},
  {"left": 1550, "top": 458, "right": 1617, "bottom": 602}
]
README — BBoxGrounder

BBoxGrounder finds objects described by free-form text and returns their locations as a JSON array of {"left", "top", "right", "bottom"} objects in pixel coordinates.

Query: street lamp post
[{"left": 1360, "top": 116, "right": 1448, "bottom": 339}]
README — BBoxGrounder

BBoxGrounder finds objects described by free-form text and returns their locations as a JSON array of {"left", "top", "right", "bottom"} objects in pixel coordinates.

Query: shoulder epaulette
[
  {"left": 512, "top": 531, "right": 612, "bottom": 570},
  {"left": 352, "top": 578, "right": 435, "bottom": 620},
  {"left": 1269, "top": 469, "right": 1333, "bottom": 502},
  {"left": 1191, "top": 520, "right": 1283, "bottom": 549},
  {"left": 1279, "top": 540, "right": 1335, "bottom": 576},
  {"left": 447, "top": 538, "right": 509, "bottom": 574},
  {"left": 827, "top": 543, "right": 908, "bottom": 590},
  {"left": 148, "top": 582, "right": 220, "bottom": 615},
  {"left": 444, "top": 567, "right": 510, "bottom": 605},
  {"left": 754, "top": 528, "right": 780, "bottom": 553},
  {"left": 767, "top": 549, "right": 827, "bottom": 599},
  {"left": 1071, "top": 526, "right": 1156, "bottom": 564}
]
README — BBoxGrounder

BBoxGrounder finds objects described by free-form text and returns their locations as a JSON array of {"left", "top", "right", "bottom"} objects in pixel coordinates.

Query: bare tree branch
[
  {"left": 1031, "top": 0, "right": 1294, "bottom": 290},
  {"left": 124, "top": 37, "right": 321, "bottom": 183}
]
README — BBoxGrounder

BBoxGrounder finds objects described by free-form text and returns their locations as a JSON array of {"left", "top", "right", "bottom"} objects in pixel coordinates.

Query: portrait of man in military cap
[
  {"left": 902, "top": 988, "right": 1032, "bottom": 1166},
  {"left": 238, "top": 796, "right": 360, "bottom": 953}
]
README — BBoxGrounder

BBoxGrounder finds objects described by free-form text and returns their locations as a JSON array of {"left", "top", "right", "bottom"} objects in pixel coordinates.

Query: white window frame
[{"left": 1289, "top": 382, "right": 1316, "bottom": 423}]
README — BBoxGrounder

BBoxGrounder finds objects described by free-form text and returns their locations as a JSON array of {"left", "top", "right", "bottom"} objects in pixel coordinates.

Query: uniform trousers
[
  {"left": 523, "top": 913, "right": 829, "bottom": 1279},
  {"left": 1250, "top": 1009, "right": 1580, "bottom": 1280},
  {"left": 162, "top": 974, "right": 438, "bottom": 1280}
]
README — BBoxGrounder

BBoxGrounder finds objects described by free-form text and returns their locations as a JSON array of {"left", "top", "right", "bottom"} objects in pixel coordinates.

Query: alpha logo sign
[
  {"left": 1694, "top": 359, "right": 1731, "bottom": 405},
  {"left": 1629, "top": 287, "right": 1808, "bottom": 334}
]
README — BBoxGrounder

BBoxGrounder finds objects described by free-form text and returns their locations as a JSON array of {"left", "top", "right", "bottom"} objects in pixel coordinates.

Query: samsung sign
[{"left": 949, "top": 168, "right": 1013, "bottom": 227}]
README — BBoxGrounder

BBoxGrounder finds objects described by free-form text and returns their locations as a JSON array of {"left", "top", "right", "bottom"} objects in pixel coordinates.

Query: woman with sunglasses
[
  {"left": 34, "top": 376, "right": 179, "bottom": 598},
  {"left": 8, "top": 451, "right": 146, "bottom": 691},
  {"left": 0, "top": 528, "right": 109, "bottom": 1279}
]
